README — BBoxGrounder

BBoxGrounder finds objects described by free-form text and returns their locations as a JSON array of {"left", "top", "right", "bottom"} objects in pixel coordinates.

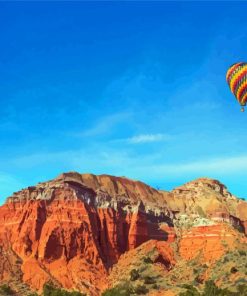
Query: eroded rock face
[
  {"left": 179, "top": 224, "right": 239, "bottom": 263},
  {"left": 0, "top": 173, "right": 174, "bottom": 295},
  {"left": 107, "top": 239, "right": 176, "bottom": 289},
  {"left": 170, "top": 178, "right": 247, "bottom": 231},
  {"left": 0, "top": 172, "right": 246, "bottom": 295}
]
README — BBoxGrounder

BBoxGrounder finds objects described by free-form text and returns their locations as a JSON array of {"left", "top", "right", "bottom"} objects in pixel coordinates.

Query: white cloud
[
  {"left": 127, "top": 133, "right": 170, "bottom": 144},
  {"left": 10, "top": 141, "right": 247, "bottom": 179},
  {"left": 4, "top": 146, "right": 247, "bottom": 200},
  {"left": 113, "top": 133, "right": 171, "bottom": 144},
  {"left": 166, "top": 155, "right": 247, "bottom": 175},
  {"left": 127, "top": 155, "right": 247, "bottom": 183}
]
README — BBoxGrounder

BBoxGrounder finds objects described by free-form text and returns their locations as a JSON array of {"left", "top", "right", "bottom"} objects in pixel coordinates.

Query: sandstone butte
[{"left": 0, "top": 172, "right": 246, "bottom": 295}]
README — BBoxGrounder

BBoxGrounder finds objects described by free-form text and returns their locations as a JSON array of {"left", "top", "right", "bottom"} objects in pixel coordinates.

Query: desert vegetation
[
  {"left": 179, "top": 280, "right": 247, "bottom": 296},
  {"left": 0, "top": 284, "right": 14, "bottom": 295},
  {"left": 43, "top": 284, "right": 85, "bottom": 296}
]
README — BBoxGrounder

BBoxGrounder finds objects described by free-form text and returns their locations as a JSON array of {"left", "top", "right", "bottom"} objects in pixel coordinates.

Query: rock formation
[{"left": 0, "top": 172, "right": 246, "bottom": 295}]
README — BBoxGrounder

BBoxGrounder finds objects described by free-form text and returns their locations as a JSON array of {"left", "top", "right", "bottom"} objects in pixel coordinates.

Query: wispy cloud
[
  {"left": 124, "top": 133, "right": 171, "bottom": 144},
  {"left": 3, "top": 148, "right": 247, "bottom": 199},
  {"left": 71, "top": 112, "right": 132, "bottom": 137},
  {"left": 8, "top": 143, "right": 247, "bottom": 179},
  {"left": 139, "top": 155, "right": 247, "bottom": 178}
]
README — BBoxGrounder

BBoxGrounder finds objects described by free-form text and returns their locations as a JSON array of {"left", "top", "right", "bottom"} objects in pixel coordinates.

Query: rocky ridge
[{"left": 0, "top": 172, "right": 246, "bottom": 295}]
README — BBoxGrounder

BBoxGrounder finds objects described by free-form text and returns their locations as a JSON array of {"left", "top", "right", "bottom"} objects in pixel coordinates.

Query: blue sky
[{"left": 1, "top": 1, "right": 247, "bottom": 204}]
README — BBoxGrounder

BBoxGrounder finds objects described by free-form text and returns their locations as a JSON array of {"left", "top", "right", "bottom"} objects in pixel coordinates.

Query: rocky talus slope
[{"left": 0, "top": 172, "right": 246, "bottom": 295}]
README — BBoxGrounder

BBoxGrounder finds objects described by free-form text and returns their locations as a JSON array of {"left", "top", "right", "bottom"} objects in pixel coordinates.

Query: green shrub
[
  {"left": 230, "top": 267, "right": 238, "bottom": 274},
  {"left": 195, "top": 275, "right": 203, "bottom": 284},
  {"left": 134, "top": 284, "right": 148, "bottom": 295},
  {"left": 237, "top": 284, "right": 247, "bottom": 295},
  {"left": 202, "top": 280, "right": 241, "bottom": 296},
  {"left": 43, "top": 283, "right": 85, "bottom": 296},
  {"left": 143, "top": 257, "right": 153, "bottom": 264},
  {"left": 152, "top": 283, "right": 159, "bottom": 290},
  {"left": 236, "top": 278, "right": 247, "bottom": 284},
  {"left": 143, "top": 276, "right": 156, "bottom": 285},
  {"left": 202, "top": 280, "right": 223, "bottom": 296},
  {"left": 179, "top": 284, "right": 200, "bottom": 296},
  {"left": 179, "top": 281, "right": 247, "bottom": 296},
  {"left": 238, "top": 250, "right": 246, "bottom": 256},
  {"left": 193, "top": 268, "right": 199, "bottom": 274},
  {"left": 222, "top": 256, "right": 229, "bottom": 263},
  {"left": 102, "top": 283, "right": 133, "bottom": 296},
  {"left": 130, "top": 269, "right": 140, "bottom": 281},
  {"left": 0, "top": 284, "right": 14, "bottom": 295}
]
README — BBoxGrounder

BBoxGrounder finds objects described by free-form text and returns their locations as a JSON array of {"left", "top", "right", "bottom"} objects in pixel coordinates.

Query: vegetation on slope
[
  {"left": 102, "top": 281, "right": 247, "bottom": 296},
  {"left": 43, "top": 284, "right": 85, "bottom": 296},
  {"left": 0, "top": 284, "right": 14, "bottom": 295},
  {"left": 179, "top": 280, "right": 247, "bottom": 296}
]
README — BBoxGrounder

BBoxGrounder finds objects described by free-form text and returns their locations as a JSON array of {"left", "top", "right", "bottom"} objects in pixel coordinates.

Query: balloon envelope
[{"left": 226, "top": 62, "right": 247, "bottom": 106}]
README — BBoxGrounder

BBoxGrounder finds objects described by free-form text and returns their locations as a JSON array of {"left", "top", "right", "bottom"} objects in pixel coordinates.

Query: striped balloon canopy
[{"left": 226, "top": 62, "right": 247, "bottom": 111}]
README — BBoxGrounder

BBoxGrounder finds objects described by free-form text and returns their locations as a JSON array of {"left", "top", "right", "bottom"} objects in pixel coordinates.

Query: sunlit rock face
[
  {"left": 0, "top": 173, "right": 174, "bottom": 295},
  {"left": 0, "top": 172, "right": 246, "bottom": 295}
]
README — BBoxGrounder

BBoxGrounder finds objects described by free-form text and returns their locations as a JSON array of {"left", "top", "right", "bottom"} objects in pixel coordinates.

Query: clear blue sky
[{"left": 1, "top": 1, "right": 247, "bottom": 204}]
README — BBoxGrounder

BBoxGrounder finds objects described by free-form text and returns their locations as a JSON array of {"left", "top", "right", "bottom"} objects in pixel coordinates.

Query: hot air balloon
[{"left": 226, "top": 62, "right": 247, "bottom": 112}]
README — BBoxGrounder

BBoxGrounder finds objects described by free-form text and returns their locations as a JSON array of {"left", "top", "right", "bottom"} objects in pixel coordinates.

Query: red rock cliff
[
  {"left": 0, "top": 172, "right": 174, "bottom": 295},
  {"left": 0, "top": 172, "right": 246, "bottom": 295}
]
